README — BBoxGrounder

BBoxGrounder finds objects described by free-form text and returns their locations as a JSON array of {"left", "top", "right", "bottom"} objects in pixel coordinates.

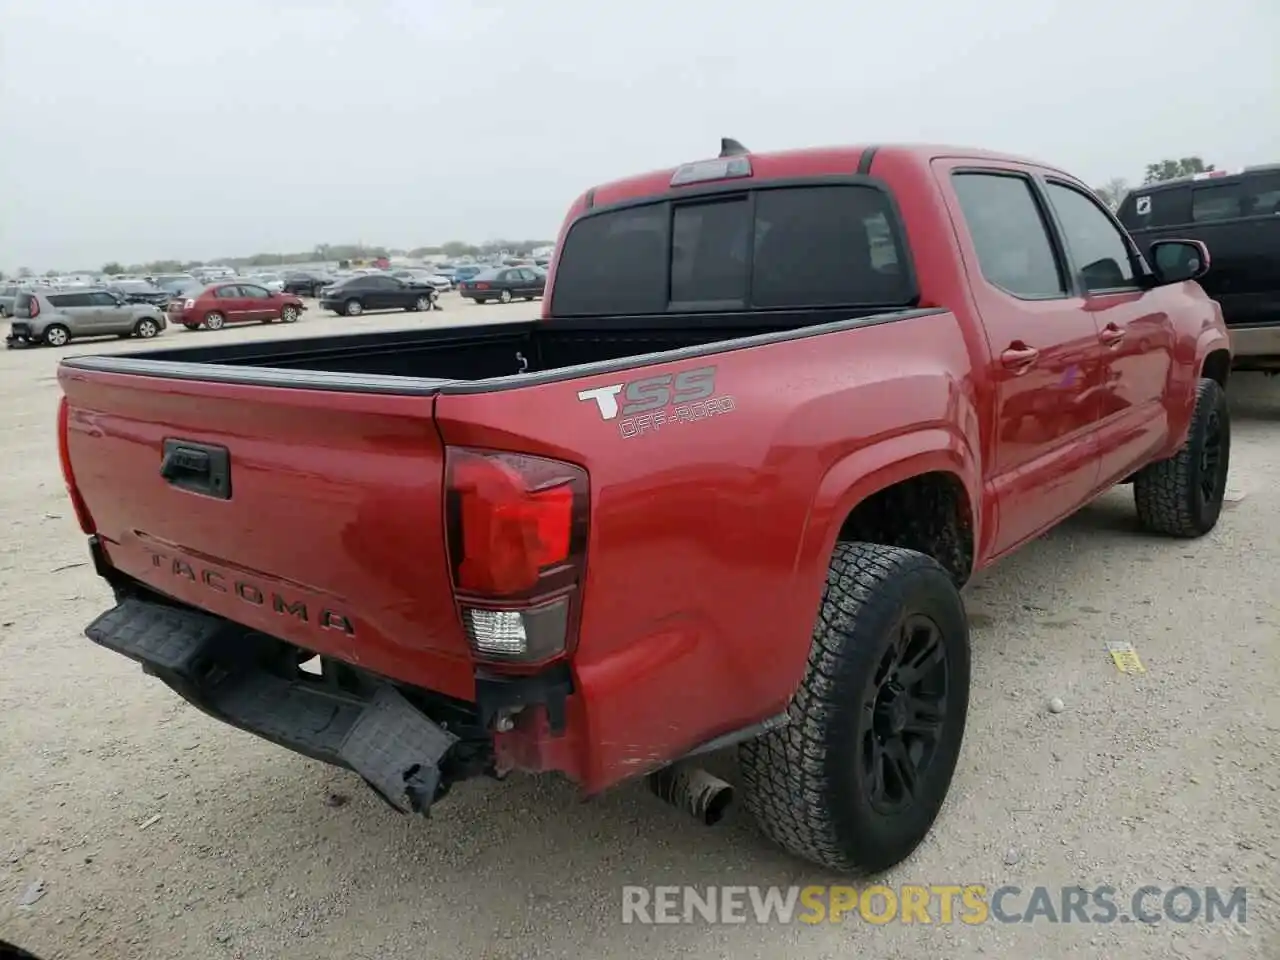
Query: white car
[
  {"left": 393, "top": 269, "right": 452, "bottom": 293},
  {"left": 248, "top": 273, "right": 285, "bottom": 293}
]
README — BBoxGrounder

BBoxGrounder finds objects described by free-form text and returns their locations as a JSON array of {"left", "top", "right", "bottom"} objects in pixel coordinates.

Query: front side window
[{"left": 1045, "top": 181, "right": 1137, "bottom": 293}]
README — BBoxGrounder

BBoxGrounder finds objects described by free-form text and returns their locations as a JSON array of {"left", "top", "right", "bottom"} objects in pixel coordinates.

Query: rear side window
[
  {"left": 1119, "top": 186, "right": 1191, "bottom": 230},
  {"left": 1192, "top": 174, "right": 1280, "bottom": 222},
  {"left": 951, "top": 173, "right": 1066, "bottom": 299},
  {"left": 50, "top": 293, "right": 91, "bottom": 308},
  {"left": 551, "top": 184, "right": 914, "bottom": 317},
  {"left": 753, "top": 186, "right": 909, "bottom": 308}
]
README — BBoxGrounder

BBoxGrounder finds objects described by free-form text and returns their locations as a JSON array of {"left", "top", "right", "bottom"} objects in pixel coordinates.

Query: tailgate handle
[{"left": 160, "top": 440, "right": 232, "bottom": 500}]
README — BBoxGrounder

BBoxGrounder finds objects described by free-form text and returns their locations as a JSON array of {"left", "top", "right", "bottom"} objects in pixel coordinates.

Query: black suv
[{"left": 1118, "top": 166, "right": 1280, "bottom": 372}]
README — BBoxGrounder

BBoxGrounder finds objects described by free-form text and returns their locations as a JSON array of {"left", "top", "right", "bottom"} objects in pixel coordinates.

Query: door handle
[
  {"left": 1100, "top": 324, "right": 1126, "bottom": 346},
  {"left": 1000, "top": 344, "right": 1040, "bottom": 370}
]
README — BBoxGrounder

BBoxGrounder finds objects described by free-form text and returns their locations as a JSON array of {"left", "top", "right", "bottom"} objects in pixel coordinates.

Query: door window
[
  {"left": 239, "top": 284, "right": 271, "bottom": 299},
  {"left": 1045, "top": 181, "right": 1138, "bottom": 293},
  {"left": 215, "top": 285, "right": 241, "bottom": 298},
  {"left": 951, "top": 173, "right": 1066, "bottom": 299},
  {"left": 1192, "top": 173, "right": 1280, "bottom": 221},
  {"left": 88, "top": 292, "right": 119, "bottom": 306}
]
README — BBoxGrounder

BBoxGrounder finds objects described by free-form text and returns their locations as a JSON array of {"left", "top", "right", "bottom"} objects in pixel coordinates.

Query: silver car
[
  {"left": 0, "top": 283, "right": 27, "bottom": 318},
  {"left": 6, "top": 288, "right": 167, "bottom": 348}
]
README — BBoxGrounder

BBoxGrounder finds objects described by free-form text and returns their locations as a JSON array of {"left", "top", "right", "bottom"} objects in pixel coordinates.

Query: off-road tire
[
  {"left": 1133, "top": 377, "right": 1230, "bottom": 538},
  {"left": 739, "top": 543, "right": 971, "bottom": 874}
]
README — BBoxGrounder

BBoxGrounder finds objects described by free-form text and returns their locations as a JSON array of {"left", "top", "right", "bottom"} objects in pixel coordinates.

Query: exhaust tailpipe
[{"left": 647, "top": 763, "right": 734, "bottom": 826}]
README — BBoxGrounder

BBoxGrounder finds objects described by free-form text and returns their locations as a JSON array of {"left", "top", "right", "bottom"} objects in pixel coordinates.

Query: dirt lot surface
[{"left": 1, "top": 296, "right": 1277, "bottom": 960}]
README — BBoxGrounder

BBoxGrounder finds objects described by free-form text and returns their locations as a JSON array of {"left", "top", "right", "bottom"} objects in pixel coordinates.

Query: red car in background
[{"left": 169, "top": 281, "right": 305, "bottom": 331}]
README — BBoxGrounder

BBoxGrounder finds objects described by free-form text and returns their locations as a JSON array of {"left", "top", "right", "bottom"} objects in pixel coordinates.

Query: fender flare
[{"left": 791, "top": 426, "right": 983, "bottom": 614}]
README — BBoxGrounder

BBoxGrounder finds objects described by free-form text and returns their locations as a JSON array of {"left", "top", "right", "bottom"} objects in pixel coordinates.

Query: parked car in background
[
  {"left": 319, "top": 274, "right": 438, "bottom": 316},
  {"left": 391, "top": 268, "right": 452, "bottom": 296},
  {"left": 1117, "top": 164, "right": 1280, "bottom": 372},
  {"left": 161, "top": 279, "right": 204, "bottom": 301},
  {"left": 168, "top": 282, "right": 305, "bottom": 330},
  {"left": 282, "top": 271, "right": 334, "bottom": 297},
  {"left": 106, "top": 279, "right": 171, "bottom": 309},
  {"left": 451, "top": 264, "right": 486, "bottom": 285},
  {"left": 458, "top": 266, "right": 546, "bottom": 304},
  {"left": 6, "top": 288, "right": 166, "bottom": 347},
  {"left": 0, "top": 282, "right": 28, "bottom": 317},
  {"left": 248, "top": 272, "right": 286, "bottom": 293},
  {"left": 151, "top": 274, "right": 196, "bottom": 291}
]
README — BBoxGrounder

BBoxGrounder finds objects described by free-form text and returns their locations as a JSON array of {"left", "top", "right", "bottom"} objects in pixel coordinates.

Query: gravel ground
[{"left": 1, "top": 297, "right": 1276, "bottom": 959}]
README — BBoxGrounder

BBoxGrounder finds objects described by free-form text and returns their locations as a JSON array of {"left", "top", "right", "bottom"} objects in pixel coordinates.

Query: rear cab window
[{"left": 549, "top": 183, "right": 916, "bottom": 316}]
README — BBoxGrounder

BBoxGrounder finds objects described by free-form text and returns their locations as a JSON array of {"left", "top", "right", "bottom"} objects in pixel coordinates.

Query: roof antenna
[{"left": 719, "top": 137, "right": 749, "bottom": 158}]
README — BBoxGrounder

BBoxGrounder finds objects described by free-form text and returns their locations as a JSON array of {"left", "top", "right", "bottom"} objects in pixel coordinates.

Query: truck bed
[{"left": 61, "top": 309, "right": 909, "bottom": 391}]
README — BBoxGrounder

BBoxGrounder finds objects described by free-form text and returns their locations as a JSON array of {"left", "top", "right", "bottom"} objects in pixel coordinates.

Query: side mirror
[{"left": 1149, "top": 239, "right": 1210, "bottom": 284}]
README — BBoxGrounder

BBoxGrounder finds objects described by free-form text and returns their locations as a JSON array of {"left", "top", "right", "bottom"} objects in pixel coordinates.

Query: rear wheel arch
[
  {"left": 836, "top": 471, "right": 976, "bottom": 587},
  {"left": 798, "top": 436, "right": 982, "bottom": 595}
]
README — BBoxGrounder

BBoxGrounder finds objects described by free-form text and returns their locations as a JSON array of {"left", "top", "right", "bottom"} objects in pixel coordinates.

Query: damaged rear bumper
[{"left": 86, "top": 597, "right": 461, "bottom": 814}]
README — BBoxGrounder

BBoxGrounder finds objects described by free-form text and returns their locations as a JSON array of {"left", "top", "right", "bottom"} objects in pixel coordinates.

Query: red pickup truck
[{"left": 57, "top": 141, "right": 1231, "bottom": 875}]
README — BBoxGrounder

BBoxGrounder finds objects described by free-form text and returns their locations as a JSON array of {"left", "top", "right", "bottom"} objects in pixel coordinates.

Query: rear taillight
[
  {"left": 57, "top": 396, "right": 95, "bottom": 534},
  {"left": 445, "top": 447, "right": 588, "bottom": 664},
  {"left": 475, "top": 282, "right": 490, "bottom": 290},
  {"left": 28, "top": 297, "right": 40, "bottom": 318}
]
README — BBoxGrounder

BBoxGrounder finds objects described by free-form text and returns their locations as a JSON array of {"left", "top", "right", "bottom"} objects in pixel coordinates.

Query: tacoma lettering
[{"left": 146, "top": 551, "right": 354, "bottom": 636}]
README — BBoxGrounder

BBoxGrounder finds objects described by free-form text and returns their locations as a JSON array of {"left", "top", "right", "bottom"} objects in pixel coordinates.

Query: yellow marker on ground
[{"left": 1105, "top": 641, "right": 1145, "bottom": 674}]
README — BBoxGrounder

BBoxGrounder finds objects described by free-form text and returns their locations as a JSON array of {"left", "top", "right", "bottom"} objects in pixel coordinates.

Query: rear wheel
[
  {"left": 499, "top": 289, "right": 512, "bottom": 304},
  {"left": 1133, "top": 377, "right": 1230, "bottom": 537},
  {"left": 43, "top": 324, "right": 71, "bottom": 347},
  {"left": 204, "top": 311, "right": 226, "bottom": 331},
  {"left": 739, "top": 543, "right": 970, "bottom": 874},
  {"left": 134, "top": 318, "right": 160, "bottom": 339},
  {"left": 280, "top": 305, "right": 299, "bottom": 323},
  {"left": 345, "top": 299, "right": 363, "bottom": 317}
]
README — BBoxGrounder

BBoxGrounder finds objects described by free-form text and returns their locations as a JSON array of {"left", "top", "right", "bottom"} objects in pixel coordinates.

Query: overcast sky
[{"left": 0, "top": 0, "right": 1275, "bottom": 271}]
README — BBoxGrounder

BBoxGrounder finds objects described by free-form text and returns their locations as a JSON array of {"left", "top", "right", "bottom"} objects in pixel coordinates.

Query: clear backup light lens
[
  {"left": 670, "top": 155, "right": 752, "bottom": 187},
  {"left": 462, "top": 598, "right": 570, "bottom": 662},
  {"left": 183, "top": 299, "right": 195, "bottom": 308}
]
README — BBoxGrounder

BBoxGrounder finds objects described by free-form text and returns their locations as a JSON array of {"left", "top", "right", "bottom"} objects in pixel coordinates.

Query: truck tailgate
[{"left": 59, "top": 368, "right": 476, "bottom": 700}]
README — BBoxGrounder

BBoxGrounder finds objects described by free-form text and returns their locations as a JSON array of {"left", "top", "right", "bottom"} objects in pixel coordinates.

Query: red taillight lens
[
  {"left": 445, "top": 447, "right": 588, "bottom": 663},
  {"left": 475, "top": 282, "right": 490, "bottom": 290},
  {"left": 57, "top": 396, "right": 95, "bottom": 534},
  {"left": 29, "top": 297, "right": 40, "bottom": 318},
  {"left": 446, "top": 448, "right": 585, "bottom": 596}
]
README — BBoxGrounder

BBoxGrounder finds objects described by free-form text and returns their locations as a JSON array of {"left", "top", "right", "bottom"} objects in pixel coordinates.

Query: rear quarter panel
[{"left": 435, "top": 311, "right": 980, "bottom": 791}]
